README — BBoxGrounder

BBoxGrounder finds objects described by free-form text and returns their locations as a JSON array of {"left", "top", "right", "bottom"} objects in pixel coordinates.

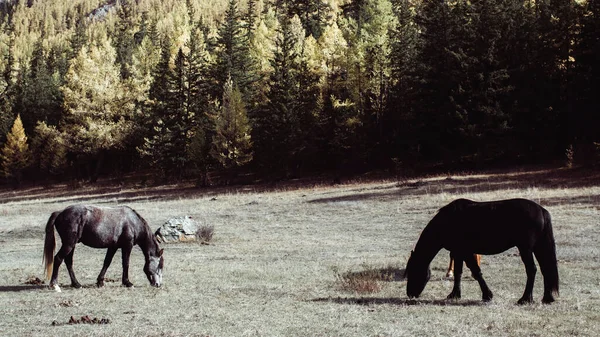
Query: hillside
[{"left": 0, "top": 0, "right": 598, "bottom": 186}]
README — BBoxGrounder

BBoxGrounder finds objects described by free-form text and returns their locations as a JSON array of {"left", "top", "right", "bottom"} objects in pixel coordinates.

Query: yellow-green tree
[
  {"left": 1, "top": 114, "right": 30, "bottom": 185},
  {"left": 211, "top": 76, "right": 253, "bottom": 169}
]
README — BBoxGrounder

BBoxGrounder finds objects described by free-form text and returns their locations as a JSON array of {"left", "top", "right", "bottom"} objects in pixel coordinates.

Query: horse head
[
  {"left": 144, "top": 248, "right": 164, "bottom": 287},
  {"left": 406, "top": 250, "right": 431, "bottom": 298}
]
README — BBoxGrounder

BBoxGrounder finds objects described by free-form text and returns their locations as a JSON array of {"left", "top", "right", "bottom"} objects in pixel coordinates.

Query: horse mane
[
  {"left": 129, "top": 208, "right": 160, "bottom": 251},
  {"left": 438, "top": 198, "right": 473, "bottom": 213}
]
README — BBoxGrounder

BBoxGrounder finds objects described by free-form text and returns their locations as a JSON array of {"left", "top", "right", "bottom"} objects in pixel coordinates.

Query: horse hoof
[
  {"left": 517, "top": 297, "right": 533, "bottom": 305},
  {"left": 123, "top": 282, "right": 134, "bottom": 288},
  {"left": 447, "top": 293, "right": 461, "bottom": 300},
  {"left": 72, "top": 283, "right": 82, "bottom": 289},
  {"left": 53, "top": 284, "right": 62, "bottom": 293},
  {"left": 97, "top": 281, "right": 104, "bottom": 288},
  {"left": 542, "top": 296, "right": 555, "bottom": 304}
]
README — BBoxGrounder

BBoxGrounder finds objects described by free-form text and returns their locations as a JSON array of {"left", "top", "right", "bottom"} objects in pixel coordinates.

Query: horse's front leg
[
  {"left": 64, "top": 247, "right": 81, "bottom": 288},
  {"left": 465, "top": 254, "right": 493, "bottom": 302},
  {"left": 447, "top": 254, "right": 462, "bottom": 300},
  {"left": 517, "top": 248, "right": 537, "bottom": 304},
  {"left": 97, "top": 247, "right": 118, "bottom": 287},
  {"left": 121, "top": 245, "right": 134, "bottom": 287}
]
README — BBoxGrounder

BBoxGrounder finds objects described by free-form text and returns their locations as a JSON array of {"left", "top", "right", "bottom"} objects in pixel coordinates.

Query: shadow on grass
[
  {"left": 1, "top": 166, "right": 598, "bottom": 207},
  {"left": 307, "top": 167, "right": 600, "bottom": 208},
  {"left": 0, "top": 285, "right": 45, "bottom": 292},
  {"left": 311, "top": 296, "right": 485, "bottom": 307}
]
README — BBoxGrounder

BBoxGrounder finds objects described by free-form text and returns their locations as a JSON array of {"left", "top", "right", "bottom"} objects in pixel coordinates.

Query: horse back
[
  {"left": 434, "top": 198, "right": 549, "bottom": 254},
  {"left": 54, "top": 205, "right": 147, "bottom": 249}
]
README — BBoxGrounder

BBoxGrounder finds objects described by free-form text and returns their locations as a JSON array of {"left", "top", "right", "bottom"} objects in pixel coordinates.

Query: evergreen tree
[
  {"left": 69, "top": 18, "right": 87, "bottom": 61},
  {"left": 186, "top": 21, "right": 215, "bottom": 181},
  {"left": 141, "top": 25, "right": 212, "bottom": 179},
  {"left": 140, "top": 38, "right": 176, "bottom": 177},
  {"left": 212, "top": 0, "right": 259, "bottom": 106},
  {"left": 1, "top": 114, "right": 30, "bottom": 185},
  {"left": 464, "top": 0, "right": 513, "bottom": 162},
  {"left": 113, "top": 0, "right": 136, "bottom": 80},
  {"left": 21, "top": 38, "right": 63, "bottom": 133},
  {"left": 286, "top": 0, "right": 331, "bottom": 39},
  {"left": 573, "top": 0, "right": 600, "bottom": 161},
  {"left": 412, "top": 0, "right": 471, "bottom": 162},
  {"left": 385, "top": 0, "right": 419, "bottom": 162},
  {"left": 254, "top": 15, "right": 302, "bottom": 173}
]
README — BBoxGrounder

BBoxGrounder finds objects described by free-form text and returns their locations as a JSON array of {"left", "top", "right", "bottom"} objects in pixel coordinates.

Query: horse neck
[
  {"left": 413, "top": 226, "right": 443, "bottom": 265},
  {"left": 138, "top": 229, "right": 158, "bottom": 259}
]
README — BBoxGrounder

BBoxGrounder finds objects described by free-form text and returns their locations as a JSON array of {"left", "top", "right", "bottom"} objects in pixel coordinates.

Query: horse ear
[{"left": 159, "top": 249, "right": 164, "bottom": 256}]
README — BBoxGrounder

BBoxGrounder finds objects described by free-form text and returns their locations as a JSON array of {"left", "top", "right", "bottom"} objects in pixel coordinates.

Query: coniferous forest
[{"left": 0, "top": 0, "right": 598, "bottom": 185}]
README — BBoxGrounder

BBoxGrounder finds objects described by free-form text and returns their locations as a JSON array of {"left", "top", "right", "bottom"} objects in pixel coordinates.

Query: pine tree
[
  {"left": 21, "top": 38, "right": 63, "bottom": 133},
  {"left": 0, "top": 29, "right": 16, "bottom": 144},
  {"left": 113, "top": 0, "right": 136, "bottom": 80},
  {"left": 386, "top": 0, "right": 419, "bottom": 162},
  {"left": 212, "top": 0, "right": 259, "bottom": 106},
  {"left": 412, "top": 0, "right": 471, "bottom": 162},
  {"left": 211, "top": 76, "right": 253, "bottom": 169},
  {"left": 140, "top": 38, "right": 176, "bottom": 177},
  {"left": 286, "top": 0, "right": 331, "bottom": 39},
  {"left": 1, "top": 114, "right": 30, "bottom": 185},
  {"left": 254, "top": 15, "right": 301, "bottom": 173},
  {"left": 186, "top": 20, "right": 215, "bottom": 181},
  {"left": 573, "top": 0, "right": 600, "bottom": 162}
]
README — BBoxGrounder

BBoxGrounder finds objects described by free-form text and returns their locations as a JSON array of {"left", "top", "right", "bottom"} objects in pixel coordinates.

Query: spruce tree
[
  {"left": 386, "top": 0, "right": 419, "bottom": 162},
  {"left": 286, "top": 0, "right": 331, "bottom": 39},
  {"left": 254, "top": 15, "right": 301, "bottom": 173},
  {"left": 21, "top": 38, "right": 63, "bottom": 133},
  {"left": 113, "top": 0, "right": 136, "bottom": 80},
  {"left": 573, "top": 0, "right": 600, "bottom": 161},
  {"left": 212, "top": 0, "right": 259, "bottom": 106}
]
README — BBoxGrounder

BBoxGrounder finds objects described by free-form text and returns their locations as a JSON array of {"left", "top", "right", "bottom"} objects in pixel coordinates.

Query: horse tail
[
  {"left": 43, "top": 211, "right": 59, "bottom": 280},
  {"left": 535, "top": 208, "right": 559, "bottom": 298}
]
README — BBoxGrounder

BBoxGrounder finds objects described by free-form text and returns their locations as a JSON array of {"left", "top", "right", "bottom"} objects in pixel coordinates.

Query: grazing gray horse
[{"left": 43, "top": 205, "right": 163, "bottom": 292}]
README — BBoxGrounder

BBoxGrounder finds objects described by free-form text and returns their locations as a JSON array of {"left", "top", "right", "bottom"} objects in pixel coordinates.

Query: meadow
[{"left": 0, "top": 167, "right": 599, "bottom": 336}]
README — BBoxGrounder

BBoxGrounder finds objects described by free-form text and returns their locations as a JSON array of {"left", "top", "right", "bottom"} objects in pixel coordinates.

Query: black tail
[
  {"left": 43, "top": 211, "right": 60, "bottom": 280},
  {"left": 535, "top": 209, "right": 559, "bottom": 302}
]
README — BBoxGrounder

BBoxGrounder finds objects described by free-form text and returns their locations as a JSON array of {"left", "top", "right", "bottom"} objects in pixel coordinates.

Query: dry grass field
[{"left": 1, "top": 167, "right": 599, "bottom": 336}]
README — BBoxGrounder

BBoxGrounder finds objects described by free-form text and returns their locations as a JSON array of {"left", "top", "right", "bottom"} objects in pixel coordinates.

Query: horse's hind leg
[
  {"left": 447, "top": 254, "right": 462, "bottom": 300},
  {"left": 446, "top": 253, "right": 455, "bottom": 278},
  {"left": 49, "top": 243, "right": 75, "bottom": 289},
  {"left": 465, "top": 254, "right": 493, "bottom": 302},
  {"left": 517, "top": 248, "right": 537, "bottom": 304},
  {"left": 97, "top": 247, "right": 118, "bottom": 287},
  {"left": 64, "top": 248, "right": 81, "bottom": 288}
]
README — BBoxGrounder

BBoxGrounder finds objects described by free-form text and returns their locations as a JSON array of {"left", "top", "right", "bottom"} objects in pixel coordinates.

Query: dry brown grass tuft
[
  {"left": 196, "top": 224, "right": 214, "bottom": 244},
  {"left": 334, "top": 265, "right": 403, "bottom": 294}
]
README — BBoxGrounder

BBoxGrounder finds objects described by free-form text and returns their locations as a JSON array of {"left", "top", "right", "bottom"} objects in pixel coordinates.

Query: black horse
[
  {"left": 405, "top": 198, "right": 559, "bottom": 304},
  {"left": 43, "top": 205, "right": 164, "bottom": 292}
]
